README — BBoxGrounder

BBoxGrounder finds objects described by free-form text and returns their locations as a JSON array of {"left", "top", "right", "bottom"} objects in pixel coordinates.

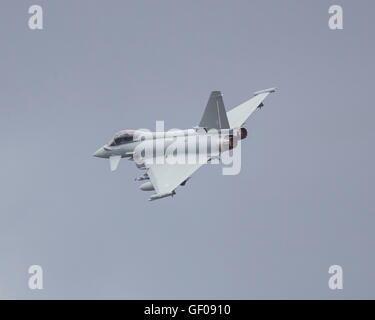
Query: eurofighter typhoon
[{"left": 93, "top": 88, "right": 276, "bottom": 201}]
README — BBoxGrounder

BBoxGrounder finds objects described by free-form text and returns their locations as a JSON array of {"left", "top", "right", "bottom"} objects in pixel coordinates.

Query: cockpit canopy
[{"left": 108, "top": 130, "right": 135, "bottom": 146}]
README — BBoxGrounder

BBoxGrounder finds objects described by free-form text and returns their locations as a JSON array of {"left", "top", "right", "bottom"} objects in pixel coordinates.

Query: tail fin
[{"left": 199, "top": 91, "right": 230, "bottom": 129}]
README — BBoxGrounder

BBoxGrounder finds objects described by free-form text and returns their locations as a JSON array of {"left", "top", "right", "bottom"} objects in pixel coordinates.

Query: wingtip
[{"left": 254, "top": 87, "right": 277, "bottom": 96}]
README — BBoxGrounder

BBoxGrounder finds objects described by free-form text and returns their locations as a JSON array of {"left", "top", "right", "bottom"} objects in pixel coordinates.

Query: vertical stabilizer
[{"left": 199, "top": 91, "right": 230, "bottom": 129}]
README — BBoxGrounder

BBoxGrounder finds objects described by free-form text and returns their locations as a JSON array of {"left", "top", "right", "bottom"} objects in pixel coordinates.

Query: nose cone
[{"left": 93, "top": 147, "right": 106, "bottom": 158}]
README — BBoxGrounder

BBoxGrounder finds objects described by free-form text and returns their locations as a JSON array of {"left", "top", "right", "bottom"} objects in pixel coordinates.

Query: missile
[{"left": 148, "top": 191, "right": 176, "bottom": 201}]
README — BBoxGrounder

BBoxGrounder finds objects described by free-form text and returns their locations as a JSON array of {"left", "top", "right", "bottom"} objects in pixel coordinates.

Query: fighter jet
[{"left": 93, "top": 88, "right": 276, "bottom": 201}]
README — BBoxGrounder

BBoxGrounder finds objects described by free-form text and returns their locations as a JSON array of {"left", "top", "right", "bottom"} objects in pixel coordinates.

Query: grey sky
[{"left": 0, "top": 0, "right": 374, "bottom": 299}]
